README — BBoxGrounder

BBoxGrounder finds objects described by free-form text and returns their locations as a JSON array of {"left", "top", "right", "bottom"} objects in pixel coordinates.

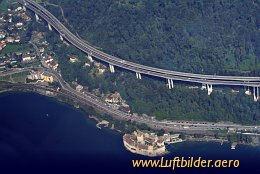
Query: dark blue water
[{"left": 0, "top": 92, "right": 259, "bottom": 174}]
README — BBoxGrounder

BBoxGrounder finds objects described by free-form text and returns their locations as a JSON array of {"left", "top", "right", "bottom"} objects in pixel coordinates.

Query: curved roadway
[{"left": 19, "top": 0, "right": 260, "bottom": 87}]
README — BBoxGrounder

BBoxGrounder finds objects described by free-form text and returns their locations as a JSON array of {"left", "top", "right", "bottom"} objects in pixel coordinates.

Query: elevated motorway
[{"left": 19, "top": 0, "right": 260, "bottom": 100}]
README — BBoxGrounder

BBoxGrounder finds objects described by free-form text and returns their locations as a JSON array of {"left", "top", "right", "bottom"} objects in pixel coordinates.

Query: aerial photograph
[{"left": 0, "top": 0, "right": 260, "bottom": 173}]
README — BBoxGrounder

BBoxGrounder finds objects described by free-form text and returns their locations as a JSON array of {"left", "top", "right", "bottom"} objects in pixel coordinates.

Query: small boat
[{"left": 231, "top": 143, "right": 237, "bottom": 150}]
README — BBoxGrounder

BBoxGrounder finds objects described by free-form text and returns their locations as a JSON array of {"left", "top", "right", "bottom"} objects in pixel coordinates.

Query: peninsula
[{"left": 123, "top": 131, "right": 167, "bottom": 157}]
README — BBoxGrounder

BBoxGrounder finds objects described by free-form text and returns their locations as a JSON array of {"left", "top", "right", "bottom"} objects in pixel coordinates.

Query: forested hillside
[
  {"left": 38, "top": 0, "right": 260, "bottom": 124},
  {"left": 49, "top": 0, "right": 260, "bottom": 75}
]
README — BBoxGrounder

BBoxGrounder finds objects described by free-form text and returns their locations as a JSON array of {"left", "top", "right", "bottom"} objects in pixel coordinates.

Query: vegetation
[
  {"left": 0, "top": 0, "right": 17, "bottom": 12},
  {"left": 48, "top": 0, "right": 260, "bottom": 76},
  {"left": 0, "top": 44, "right": 32, "bottom": 56},
  {"left": 0, "top": 71, "right": 28, "bottom": 83},
  {"left": 30, "top": 0, "right": 260, "bottom": 125},
  {"left": 228, "top": 134, "right": 253, "bottom": 144},
  {"left": 44, "top": 29, "right": 260, "bottom": 125}
]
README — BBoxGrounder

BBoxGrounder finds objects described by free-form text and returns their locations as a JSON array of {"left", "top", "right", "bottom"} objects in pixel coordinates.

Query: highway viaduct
[{"left": 19, "top": 0, "right": 260, "bottom": 101}]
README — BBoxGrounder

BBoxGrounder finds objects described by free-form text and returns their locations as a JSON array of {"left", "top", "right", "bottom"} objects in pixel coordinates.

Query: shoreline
[
  {"left": 0, "top": 87, "right": 259, "bottom": 149},
  {"left": 1, "top": 91, "right": 260, "bottom": 173},
  {"left": 89, "top": 115, "right": 109, "bottom": 129}
]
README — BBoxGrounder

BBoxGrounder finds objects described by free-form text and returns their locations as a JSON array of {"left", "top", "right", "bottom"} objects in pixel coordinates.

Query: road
[
  {"left": 18, "top": 0, "right": 260, "bottom": 88},
  {"left": 1, "top": 68, "right": 259, "bottom": 133}
]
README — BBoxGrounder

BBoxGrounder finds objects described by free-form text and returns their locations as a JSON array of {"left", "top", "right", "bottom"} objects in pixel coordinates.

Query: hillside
[
  {"left": 40, "top": 0, "right": 260, "bottom": 124},
  {"left": 49, "top": 0, "right": 260, "bottom": 76}
]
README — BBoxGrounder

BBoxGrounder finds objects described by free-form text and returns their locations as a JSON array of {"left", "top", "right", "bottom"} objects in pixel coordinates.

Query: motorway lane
[
  {"left": 21, "top": 0, "right": 260, "bottom": 85},
  {"left": 22, "top": 4, "right": 260, "bottom": 87},
  {"left": 8, "top": 1, "right": 260, "bottom": 131}
]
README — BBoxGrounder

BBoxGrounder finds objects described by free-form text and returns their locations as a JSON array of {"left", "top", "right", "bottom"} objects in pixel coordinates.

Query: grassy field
[
  {"left": 209, "top": 129, "right": 228, "bottom": 134},
  {"left": 0, "top": 71, "right": 28, "bottom": 83},
  {"left": 0, "top": 44, "right": 32, "bottom": 56}
]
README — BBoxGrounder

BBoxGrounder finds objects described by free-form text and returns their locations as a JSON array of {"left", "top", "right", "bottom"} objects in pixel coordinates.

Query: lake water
[{"left": 0, "top": 92, "right": 259, "bottom": 174}]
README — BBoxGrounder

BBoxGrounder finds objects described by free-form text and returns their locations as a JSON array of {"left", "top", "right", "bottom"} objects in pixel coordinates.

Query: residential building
[
  {"left": 105, "top": 92, "right": 122, "bottom": 104},
  {"left": 69, "top": 55, "right": 79, "bottom": 63},
  {"left": 0, "top": 42, "right": 6, "bottom": 51},
  {"left": 76, "top": 85, "right": 83, "bottom": 92},
  {"left": 27, "top": 71, "right": 54, "bottom": 83},
  {"left": 98, "top": 64, "right": 106, "bottom": 74},
  {"left": 22, "top": 52, "right": 32, "bottom": 62},
  {"left": 0, "top": 32, "right": 6, "bottom": 40},
  {"left": 15, "top": 22, "right": 23, "bottom": 29},
  {"left": 18, "top": 13, "right": 31, "bottom": 21},
  {"left": 39, "top": 47, "right": 45, "bottom": 53},
  {"left": 14, "top": 36, "right": 20, "bottom": 43},
  {"left": 6, "top": 37, "right": 14, "bottom": 43}
]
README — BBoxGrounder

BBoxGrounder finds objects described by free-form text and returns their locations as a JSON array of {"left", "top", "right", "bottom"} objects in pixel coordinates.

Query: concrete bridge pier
[
  {"left": 167, "top": 79, "right": 171, "bottom": 89},
  {"left": 87, "top": 55, "right": 93, "bottom": 62},
  {"left": 253, "top": 87, "right": 259, "bottom": 102},
  {"left": 201, "top": 83, "right": 207, "bottom": 90},
  {"left": 253, "top": 87, "right": 257, "bottom": 102},
  {"left": 136, "top": 72, "right": 141, "bottom": 79},
  {"left": 60, "top": 34, "right": 63, "bottom": 41},
  {"left": 48, "top": 23, "right": 52, "bottom": 31},
  {"left": 167, "top": 79, "right": 174, "bottom": 89},
  {"left": 245, "top": 86, "right": 251, "bottom": 95},
  {"left": 256, "top": 87, "right": 260, "bottom": 101},
  {"left": 206, "top": 84, "right": 213, "bottom": 95},
  {"left": 35, "top": 13, "right": 39, "bottom": 21},
  {"left": 109, "top": 64, "right": 115, "bottom": 73}
]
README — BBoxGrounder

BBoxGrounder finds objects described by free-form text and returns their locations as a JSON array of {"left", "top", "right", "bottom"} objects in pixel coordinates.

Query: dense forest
[
  {"left": 32, "top": 0, "right": 260, "bottom": 124},
  {"left": 48, "top": 0, "right": 260, "bottom": 76},
  {"left": 42, "top": 28, "right": 260, "bottom": 125}
]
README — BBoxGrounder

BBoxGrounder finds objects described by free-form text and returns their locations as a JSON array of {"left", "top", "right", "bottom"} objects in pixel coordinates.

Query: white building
[
  {"left": 0, "top": 42, "right": 6, "bottom": 51},
  {"left": 15, "top": 6, "right": 23, "bottom": 12},
  {"left": 6, "top": 37, "right": 14, "bottom": 43},
  {"left": 0, "top": 32, "right": 6, "bottom": 39},
  {"left": 39, "top": 47, "right": 45, "bottom": 53},
  {"left": 15, "top": 22, "right": 23, "bottom": 28},
  {"left": 76, "top": 85, "right": 83, "bottom": 92},
  {"left": 14, "top": 36, "right": 20, "bottom": 43},
  {"left": 105, "top": 92, "right": 122, "bottom": 104},
  {"left": 69, "top": 55, "right": 79, "bottom": 63},
  {"left": 22, "top": 53, "right": 31, "bottom": 62}
]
